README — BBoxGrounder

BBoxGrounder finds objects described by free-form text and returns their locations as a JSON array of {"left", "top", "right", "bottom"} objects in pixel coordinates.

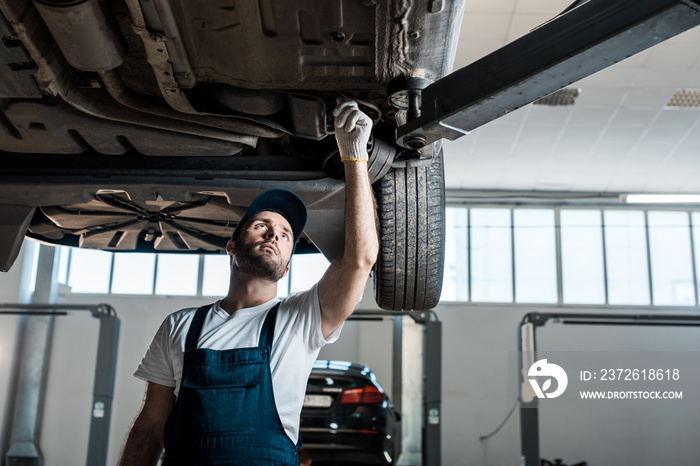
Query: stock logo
[{"left": 528, "top": 359, "right": 568, "bottom": 399}]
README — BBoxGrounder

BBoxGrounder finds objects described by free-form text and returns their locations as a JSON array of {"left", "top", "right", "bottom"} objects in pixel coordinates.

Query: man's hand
[
  {"left": 333, "top": 99, "right": 372, "bottom": 161},
  {"left": 318, "top": 99, "right": 378, "bottom": 339}
]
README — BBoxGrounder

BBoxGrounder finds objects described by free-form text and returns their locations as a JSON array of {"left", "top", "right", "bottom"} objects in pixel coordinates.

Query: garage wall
[
  {"left": 434, "top": 303, "right": 700, "bottom": 466},
  {"left": 2, "top": 248, "right": 700, "bottom": 465}
]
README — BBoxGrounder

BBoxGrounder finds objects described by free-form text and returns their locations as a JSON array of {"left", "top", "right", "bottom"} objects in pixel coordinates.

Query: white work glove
[{"left": 333, "top": 99, "right": 372, "bottom": 162}]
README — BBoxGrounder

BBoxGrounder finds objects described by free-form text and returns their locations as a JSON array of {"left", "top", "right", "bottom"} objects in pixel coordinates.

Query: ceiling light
[
  {"left": 666, "top": 89, "right": 700, "bottom": 108},
  {"left": 620, "top": 194, "right": 700, "bottom": 204},
  {"left": 534, "top": 88, "right": 581, "bottom": 106}
]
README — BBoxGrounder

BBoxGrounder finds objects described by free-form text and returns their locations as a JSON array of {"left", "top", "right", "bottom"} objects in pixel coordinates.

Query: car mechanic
[{"left": 117, "top": 99, "right": 378, "bottom": 466}]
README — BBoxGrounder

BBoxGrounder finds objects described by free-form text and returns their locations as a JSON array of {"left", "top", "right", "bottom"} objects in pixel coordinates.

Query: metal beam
[
  {"left": 392, "top": 315, "right": 403, "bottom": 464},
  {"left": 86, "top": 311, "right": 120, "bottom": 466},
  {"left": 519, "top": 321, "right": 540, "bottom": 466},
  {"left": 396, "top": 0, "right": 700, "bottom": 148},
  {"left": 5, "top": 245, "right": 58, "bottom": 466},
  {"left": 0, "top": 303, "right": 120, "bottom": 466},
  {"left": 422, "top": 319, "right": 442, "bottom": 466},
  {"left": 349, "top": 310, "right": 441, "bottom": 466},
  {"left": 397, "top": 317, "right": 423, "bottom": 465}
]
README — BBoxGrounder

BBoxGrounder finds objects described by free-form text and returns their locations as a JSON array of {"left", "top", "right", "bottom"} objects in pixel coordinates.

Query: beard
[{"left": 233, "top": 238, "right": 289, "bottom": 282}]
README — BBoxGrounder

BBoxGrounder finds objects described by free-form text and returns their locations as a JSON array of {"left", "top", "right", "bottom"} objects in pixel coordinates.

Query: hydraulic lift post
[
  {"left": 518, "top": 312, "right": 700, "bottom": 466},
  {"left": 1, "top": 303, "right": 120, "bottom": 466},
  {"left": 350, "top": 310, "right": 442, "bottom": 466}
]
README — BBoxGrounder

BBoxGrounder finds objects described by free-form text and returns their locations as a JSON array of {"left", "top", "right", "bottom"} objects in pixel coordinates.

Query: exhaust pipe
[
  {"left": 32, "top": 0, "right": 288, "bottom": 141},
  {"left": 32, "top": 0, "right": 127, "bottom": 72}
]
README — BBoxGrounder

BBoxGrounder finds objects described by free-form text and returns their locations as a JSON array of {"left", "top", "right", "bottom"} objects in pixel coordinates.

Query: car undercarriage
[
  {"left": 0, "top": 0, "right": 463, "bottom": 310},
  {"left": 2, "top": 0, "right": 699, "bottom": 311}
]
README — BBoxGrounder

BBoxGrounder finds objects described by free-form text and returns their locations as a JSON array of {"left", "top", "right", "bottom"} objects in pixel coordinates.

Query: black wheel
[{"left": 373, "top": 150, "right": 445, "bottom": 311}]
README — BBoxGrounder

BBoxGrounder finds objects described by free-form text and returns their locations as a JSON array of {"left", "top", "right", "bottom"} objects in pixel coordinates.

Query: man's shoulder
[
  {"left": 164, "top": 302, "right": 217, "bottom": 327},
  {"left": 169, "top": 304, "right": 205, "bottom": 318},
  {"left": 278, "top": 284, "right": 319, "bottom": 313}
]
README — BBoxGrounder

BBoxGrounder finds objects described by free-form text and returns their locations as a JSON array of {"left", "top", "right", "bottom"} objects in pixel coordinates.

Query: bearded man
[{"left": 117, "top": 100, "right": 378, "bottom": 466}]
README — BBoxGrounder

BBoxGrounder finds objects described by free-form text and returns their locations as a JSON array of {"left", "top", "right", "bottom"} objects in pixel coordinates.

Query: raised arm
[
  {"left": 117, "top": 382, "right": 175, "bottom": 466},
  {"left": 318, "top": 100, "right": 379, "bottom": 339}
]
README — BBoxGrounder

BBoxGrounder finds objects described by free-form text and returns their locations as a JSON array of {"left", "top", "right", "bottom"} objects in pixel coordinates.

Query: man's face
[{"left": 228, "top": 211, "right": 294, "bottom": 282}]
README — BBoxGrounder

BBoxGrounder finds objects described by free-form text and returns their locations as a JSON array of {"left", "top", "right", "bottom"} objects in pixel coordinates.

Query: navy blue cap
[{"left": 232, "top": 189, "right": 307, "bottom": 245}]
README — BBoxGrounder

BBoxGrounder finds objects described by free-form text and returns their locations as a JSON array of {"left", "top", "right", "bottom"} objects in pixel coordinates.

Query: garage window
[
  {"left": 111, "top": 253, "right": 156, "bottom": 295},
  {"left": 603, "top": 211, "right": 650, "bottom": 305},
  {"left": 514, "top": 209, "right": 557, "bottom": 303},
  {"left": 560, "top": 210, "right": 606, "bottom": 304},
  {"left": 289, "top": 253, "right": 330, "bottom": 294},
  {"left": 441, "top": 205, "right": 700, "bottom": 308},
  {"left": 66, "top": 249, "right": 112, "bottom": 294},
  {"left": 648, "top": 212, "right": 695, "bottom": 305},
  {"left": 56, "top": 249, "right": 328, "bottom": 298},
  {"left": 693, "top": 213, "right": 700, "bottom": 300},
  {"left": 202, "top": 255, "right": 230, "bottom": 296},
  {"left": 471, "top": 208, "right": 513, "bottom": 302},
  {"left": 154, "top": 254, "right": 200, "bottom": 296},
  {"left": 441, "top": 207, "right": 468, "bottom": 302}
]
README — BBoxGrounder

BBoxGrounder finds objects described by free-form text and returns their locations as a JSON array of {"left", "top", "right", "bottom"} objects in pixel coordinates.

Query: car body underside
[
  {"left": 2, "top": 0, "right": 699, "bottom": 310},
  {"left": 0, "top": 0, "right": 462, "bottom": 309}
]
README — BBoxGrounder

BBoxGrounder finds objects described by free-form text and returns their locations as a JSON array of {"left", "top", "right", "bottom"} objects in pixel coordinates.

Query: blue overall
[{"left": 162, "top": 302, "right": 300, "bottom": 466}]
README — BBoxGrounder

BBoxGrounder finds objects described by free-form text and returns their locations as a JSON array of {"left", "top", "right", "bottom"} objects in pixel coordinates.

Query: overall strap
[
  {"left": 258, "top": 302, "right": 281, "bottom": 348},
  {"left": 185, "top": 304, "right": 214, "bottom": 351}
]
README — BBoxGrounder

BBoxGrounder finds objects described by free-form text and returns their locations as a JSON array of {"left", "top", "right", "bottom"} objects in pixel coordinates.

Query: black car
[{"left": 300, "top": 360, "right": 399, "bottom": 465}]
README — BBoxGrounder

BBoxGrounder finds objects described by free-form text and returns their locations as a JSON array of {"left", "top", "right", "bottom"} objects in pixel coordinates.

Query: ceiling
[{"left": 442, "top": 0, "right": 700, "bottom": 196}]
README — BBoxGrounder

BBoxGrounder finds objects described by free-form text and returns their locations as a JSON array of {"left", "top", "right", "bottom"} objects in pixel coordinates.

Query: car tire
[{"left": 373, "top": 149, "right": 445, "bottom": 311}]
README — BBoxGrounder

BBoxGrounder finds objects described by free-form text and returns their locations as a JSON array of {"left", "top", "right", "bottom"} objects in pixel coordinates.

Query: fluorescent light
[{"left": 620, "top": 194, "right": 700, "bottom": 204}]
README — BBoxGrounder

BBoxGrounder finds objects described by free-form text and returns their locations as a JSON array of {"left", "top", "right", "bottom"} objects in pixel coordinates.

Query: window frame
[
  {"left": 57, "top": 250, "right": 308, "bottom": 299},
  {"left": 52, "top": 203, "right": 700, "bottom": 309},
  {"left": 442, "top": 203, "right": 700, "bottom": 309}
]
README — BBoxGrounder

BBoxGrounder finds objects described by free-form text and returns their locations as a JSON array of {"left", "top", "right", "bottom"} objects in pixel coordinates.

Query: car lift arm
[
  {"left": 0, "top": 303, "right": 120, "bottom": 466},
  {"left": 396, "top": 0, "right": 700, "bottom": 149}
]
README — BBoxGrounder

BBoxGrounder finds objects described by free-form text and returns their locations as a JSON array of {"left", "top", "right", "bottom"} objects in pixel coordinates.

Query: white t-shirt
[{"left": 133, "top": 283, "right": 342, "bottom": 443}]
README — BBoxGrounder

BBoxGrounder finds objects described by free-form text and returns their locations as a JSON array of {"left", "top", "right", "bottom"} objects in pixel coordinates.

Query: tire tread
[{"left": 373, "top": 152, "right": 445, "bottom": 311}]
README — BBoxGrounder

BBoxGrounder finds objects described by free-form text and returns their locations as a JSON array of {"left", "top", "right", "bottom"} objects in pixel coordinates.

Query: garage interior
[{"left": 2, "top": 1, "right": 700, "bottom": 465}]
